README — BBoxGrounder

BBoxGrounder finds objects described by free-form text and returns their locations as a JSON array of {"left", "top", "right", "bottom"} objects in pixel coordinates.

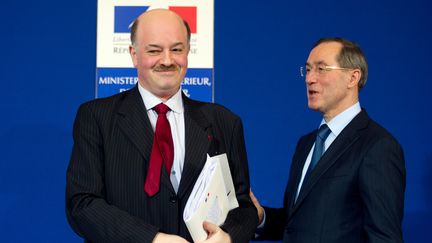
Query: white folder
[{"left": 183, "top": 153, "right": 239, "bottom": 242}]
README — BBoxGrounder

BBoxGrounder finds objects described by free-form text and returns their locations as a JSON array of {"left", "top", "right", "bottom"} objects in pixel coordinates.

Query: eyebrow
[
  {"left": 145, "top": 42, "right": 186, "bottom": 49},
  {"left": 171, "top": 42, "right": 186, "bottom": 48},
  {"left": 145, "top": 44, "right": 162, "bottom": 50},
  {"left": 306, "top": 60, "right": 327, "bottom": 66}
]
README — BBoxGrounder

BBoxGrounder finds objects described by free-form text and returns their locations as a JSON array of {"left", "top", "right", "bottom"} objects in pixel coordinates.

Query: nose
[
  {"left": 305, "top": 71, "right": 317, "bottom": 85},
  {"left": 160, "top": 50, "right": 174, "bottom": 66}
]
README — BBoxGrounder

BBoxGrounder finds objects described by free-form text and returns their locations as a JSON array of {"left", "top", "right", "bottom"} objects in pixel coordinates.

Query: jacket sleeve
[{"left": 359, "top": 137, "right": 406, "bottom": 243}]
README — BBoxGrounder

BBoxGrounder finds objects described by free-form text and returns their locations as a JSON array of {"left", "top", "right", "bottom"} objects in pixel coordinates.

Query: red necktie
[{"left": 144, "top": 103, "right": 174, "bottom": 197}]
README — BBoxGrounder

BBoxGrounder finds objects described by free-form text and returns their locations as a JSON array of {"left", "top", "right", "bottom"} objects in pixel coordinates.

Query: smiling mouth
[
  {"left": 155, "top": 71, "right": 178, "bottom": 77},
  {"left": 154, "top": 69, "right": 179, "bottom": 77},
  {"left": 156, "top": 70, "right": 176, "bottom": 73},
  {"left": 157, "top": 68, "right": 177, "bottom": 71}
]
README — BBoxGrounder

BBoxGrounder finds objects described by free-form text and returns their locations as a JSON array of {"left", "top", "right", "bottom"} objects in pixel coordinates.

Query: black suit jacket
[
  {"left": 258, "top": 110, "right": 406, "bottom": 243},
  {"left": 66, "top": 87, "right": 258, "bottom": 243}
]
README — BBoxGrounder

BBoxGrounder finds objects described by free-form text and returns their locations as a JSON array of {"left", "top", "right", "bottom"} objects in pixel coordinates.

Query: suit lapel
[
  {"left": 177, "top": 95, "right": 212, "bottom": 199},
  {"left": 115, "top": 90, "right": 214, "bottom": 197},
  {"left": 116, "top": 87, "right": 154, "bottom": 160},
  {"left": 116, "top": 87, "right": 175, "bottom": 193},
  {"left": 289, "top": 110, "right": 369, "bottom": 217},
  {"left": 285, "top": 136, "right": 315, "bottom": 210}
]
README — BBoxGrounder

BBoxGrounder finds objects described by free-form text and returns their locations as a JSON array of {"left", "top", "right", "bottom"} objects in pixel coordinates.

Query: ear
[
  {"left": 129, "top": 45, "right": 138, "bottom": 67},
  {"left": 347, "top": 69, "right": 361, "bottom": 89},
  {"left": 186, "top": 43, "right": 191, "bottom": 55}
]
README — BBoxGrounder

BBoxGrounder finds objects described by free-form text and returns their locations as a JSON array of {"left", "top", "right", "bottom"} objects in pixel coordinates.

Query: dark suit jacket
[
  {"left": 257, "top": 110, "right": 405, "bottom": 243},
  {"left": 66, "top": 87, "right": 258, "bottom": 243}
]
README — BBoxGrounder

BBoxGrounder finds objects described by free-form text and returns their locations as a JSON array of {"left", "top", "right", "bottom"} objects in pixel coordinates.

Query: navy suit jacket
[
  {"left": 66, "top": 87, "right": 258, "bottom": 243},
  {"left": 258, "top": 110, "right": 405, "bottom": 243}
]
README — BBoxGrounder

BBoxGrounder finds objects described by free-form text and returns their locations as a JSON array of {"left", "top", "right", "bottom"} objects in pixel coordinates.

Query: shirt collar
[
  {"left": 320, "top": 102, "right": 361, "bottom": 137},
  {"left": 138, "top": 84, "right": 184, "bottom": 114}
]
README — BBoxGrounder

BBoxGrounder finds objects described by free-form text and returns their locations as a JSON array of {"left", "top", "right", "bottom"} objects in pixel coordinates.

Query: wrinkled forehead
[{"left": 307, "top": 42, "right": 342, "bottom": 65}]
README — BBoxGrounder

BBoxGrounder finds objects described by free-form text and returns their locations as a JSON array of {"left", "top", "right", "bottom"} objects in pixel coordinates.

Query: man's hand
[
  {"left": 197, "top": 221, "right": 231, "bottom": 243},
  {"left": 153, "top": 232, "right": 189, "bottom": 243},
  {"left": 250, "top": 189, "right": 264, "bottom": 224}
]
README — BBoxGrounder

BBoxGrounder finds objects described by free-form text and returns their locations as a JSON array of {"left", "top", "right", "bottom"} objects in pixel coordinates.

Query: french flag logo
[
  {"left": 114, "top": 6, "right": 150, "bottom": 33},
  {"left": 169, "top": 6, "right": 197, "bottom": 33},
  {"left": 114, "top": 6, "right": 197, "bottom": 34}
]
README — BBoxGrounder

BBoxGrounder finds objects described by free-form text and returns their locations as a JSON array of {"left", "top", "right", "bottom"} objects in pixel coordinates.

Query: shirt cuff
[{"left": 254, "top": 208, "right": 266, "bottom": 237}]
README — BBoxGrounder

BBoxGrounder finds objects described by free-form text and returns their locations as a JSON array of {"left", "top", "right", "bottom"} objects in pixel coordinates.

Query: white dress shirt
[{"left": 138, "top": 84, "right": 185, "bottom": 192}]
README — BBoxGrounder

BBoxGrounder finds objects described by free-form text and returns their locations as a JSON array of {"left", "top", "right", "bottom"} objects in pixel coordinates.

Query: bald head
[
  {"left": 128, "top": 8, "right": 190, "bottom": 101},
  {"left": 130, "top": 9, "right": 191, "bottom": 47}
]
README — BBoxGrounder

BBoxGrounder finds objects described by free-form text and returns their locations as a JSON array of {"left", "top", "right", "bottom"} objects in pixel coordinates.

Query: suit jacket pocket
[{"left": 320, "top": 170, "right": 349, "bottom": 180}]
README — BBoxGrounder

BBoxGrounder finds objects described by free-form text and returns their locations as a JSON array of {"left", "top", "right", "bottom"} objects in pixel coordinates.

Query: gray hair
[{"left": 314, "top": 37, "right": 368, "bottom": 89}]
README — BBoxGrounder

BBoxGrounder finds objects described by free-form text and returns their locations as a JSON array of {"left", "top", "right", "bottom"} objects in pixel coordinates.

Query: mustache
[{"left": 154, "top": 65, "right": 179, "bottom": 72}]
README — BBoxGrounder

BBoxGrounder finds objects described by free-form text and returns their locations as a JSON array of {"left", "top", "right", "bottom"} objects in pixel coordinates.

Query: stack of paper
[{"left": 183, "top": 153, "right": 239, "bottom": 242}]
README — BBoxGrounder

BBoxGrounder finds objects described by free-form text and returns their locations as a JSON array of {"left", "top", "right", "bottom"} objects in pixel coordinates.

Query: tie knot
[
  {"left": 153, "top": 103, "right": 170, "bottom": 115},
  {"left": 317, "top": 124, "right": 331, "bottom": 140}
]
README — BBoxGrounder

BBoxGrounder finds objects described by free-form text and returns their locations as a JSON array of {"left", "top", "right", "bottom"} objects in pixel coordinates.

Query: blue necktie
[
  {"left": 294, "top": 124, "right": 331, "bottom": 204},
  {"left": 305, "top": 124, "right": 331, "bottom": 179}
]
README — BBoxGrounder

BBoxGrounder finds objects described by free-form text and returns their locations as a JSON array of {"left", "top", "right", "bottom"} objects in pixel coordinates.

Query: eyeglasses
[{"left": 300, "top": 64, "right": 353, "bottom": 77}]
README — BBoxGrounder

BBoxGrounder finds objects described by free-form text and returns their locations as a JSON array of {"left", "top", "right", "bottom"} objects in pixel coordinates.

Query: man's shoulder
[
  {"left": 340, "top": 110, "right": 403, "bottom": 153},
  {"left": 76, "top": 88, "right": 136, "bottom": 116},
  {"left": 183, "top": 96, "right": 240, "bottom": 121},
  {"left": 353, "top": 110, "right": 398, "bottom": 141},
  {"left": 364, "top": 116, "right": 402, "bottom": 146},
  {"left": 296, "top": 109, "right": 399, "bottom": 147}
]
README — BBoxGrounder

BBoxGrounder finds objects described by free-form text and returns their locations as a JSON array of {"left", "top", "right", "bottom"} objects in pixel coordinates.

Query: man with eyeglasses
[{"left": 251, "top": 37, "right": 406, "bottom": 243}]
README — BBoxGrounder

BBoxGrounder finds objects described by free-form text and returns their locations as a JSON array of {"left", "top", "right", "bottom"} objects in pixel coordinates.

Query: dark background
[{"left": 1, "top": 0, "right": 431, "bottom": 242}]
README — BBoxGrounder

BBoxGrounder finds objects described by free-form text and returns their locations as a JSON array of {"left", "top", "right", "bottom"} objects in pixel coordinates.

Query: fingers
[
  {"left": 203, "top": 221, "right": 218, "bottom": 236},
  {"left": 249, "top": 188, "right": 264, "bottom": 224},
  {"left": 249, "top": 189, "right": 259, "bottom": 206},
  {"left": 201, "top": 222, "right": 231, "bottom": 243},
  {"left": 153, "top": 232, "right": 190, "bottom": 243}
]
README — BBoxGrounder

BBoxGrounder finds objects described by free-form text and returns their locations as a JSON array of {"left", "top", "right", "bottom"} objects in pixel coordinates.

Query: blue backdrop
[{"left": 1, "top": 0, "right": 431, "bottom": 242}]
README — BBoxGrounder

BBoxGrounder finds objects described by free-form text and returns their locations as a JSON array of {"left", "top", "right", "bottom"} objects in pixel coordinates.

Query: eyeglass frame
[{"left": 300, "top": 64, "right": 354, "bottom": 77}]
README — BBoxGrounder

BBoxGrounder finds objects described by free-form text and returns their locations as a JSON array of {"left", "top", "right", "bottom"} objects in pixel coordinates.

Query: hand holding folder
[{"left": 183, "top": 154, "right": 239, "bottom": 242}]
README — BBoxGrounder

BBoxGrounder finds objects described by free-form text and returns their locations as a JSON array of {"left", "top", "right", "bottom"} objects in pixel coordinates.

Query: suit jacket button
[{"left": 170, "top": 195, "right": 178, "bottom": 203}]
